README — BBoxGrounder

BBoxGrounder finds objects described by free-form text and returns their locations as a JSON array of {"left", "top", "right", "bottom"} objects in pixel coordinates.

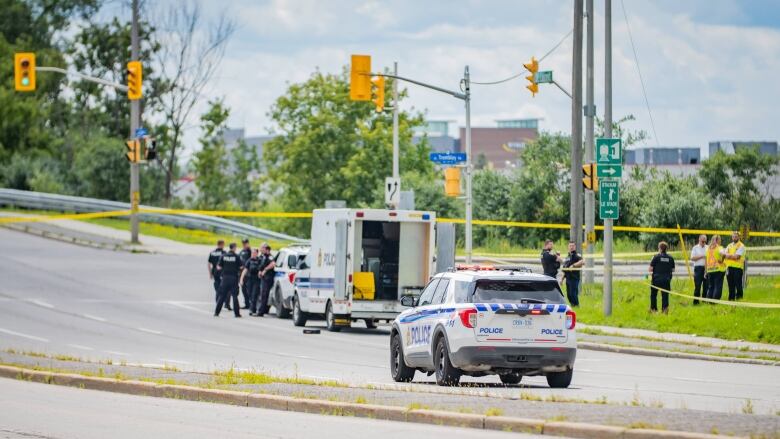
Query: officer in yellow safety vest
[
  {"left": 705, "top": 235, "right": 726, "bottom": 301},
  {"left": 723, "top": 231, "right": 746, "bottom": 301}
]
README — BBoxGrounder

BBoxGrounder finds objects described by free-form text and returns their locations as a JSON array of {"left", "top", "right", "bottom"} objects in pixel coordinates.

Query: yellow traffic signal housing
[
  {"left": 444, "top": 167, "right": 461, "bottom": 197},
  {"left": 523, "top": 56, "right": 538, "bottom": 97},
  {"left": 125, "top": 139, "right": 140, "bottom": 163},
  {"left": 14, "top": 53, "right": 36, "bottom": 92},
  {"left": 582, "top": 163, "right": 598, "bottom": 190},
  {"left": 350, "top": 55, "right": 371, "bottom": 101},
  {"left": 127, "top": 61, "right": 143, "bottom": 100},
  {"left": 372, "top": 76, "right": 385, "bottom": 112}
]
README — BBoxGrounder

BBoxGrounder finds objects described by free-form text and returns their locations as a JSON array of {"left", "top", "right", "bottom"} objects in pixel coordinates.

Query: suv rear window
[{"left": 472, "top": 279, "right": 563, "bottom": 304}]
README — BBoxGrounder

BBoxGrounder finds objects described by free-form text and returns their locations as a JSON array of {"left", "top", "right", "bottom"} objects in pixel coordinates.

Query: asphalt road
[
  {"left": 0, "top": 378, "right": 542, "bottom": 439},
  {"left": 0, "top": 229, "right": 777, "bottom": 415}
]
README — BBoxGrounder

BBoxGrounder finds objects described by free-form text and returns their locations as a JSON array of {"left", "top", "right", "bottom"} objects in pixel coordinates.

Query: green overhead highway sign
[{"left": 599, "top": 179, "right": 620, "bottom": 220}]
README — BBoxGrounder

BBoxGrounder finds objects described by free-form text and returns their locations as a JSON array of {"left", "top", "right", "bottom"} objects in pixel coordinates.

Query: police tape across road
[
  {"left": 1, "top": 207, "right": 779, "bottom": 238},
  {"left": 640, "top": 281, "right": 780, "bottom": 309},
  {"left": 0, "top": 210, "right": 133, "bottom": 224}
]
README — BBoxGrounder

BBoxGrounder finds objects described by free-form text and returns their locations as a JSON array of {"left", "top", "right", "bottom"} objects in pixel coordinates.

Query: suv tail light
[
  {"left": 288, "top": 272, "right": 295, "bottom": 284},
  {"left": 566, "top": 310, "right": 576, "bottom": 330},
  {"left": 458, "top": 308, "right": 477, "bottom": 328}
]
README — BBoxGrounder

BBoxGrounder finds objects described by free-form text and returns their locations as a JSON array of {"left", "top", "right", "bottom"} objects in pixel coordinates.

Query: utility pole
[
  {"left": 464, "top": 66, "right": 473, "bottom": 264},
  {"left": 129, "top": 0, "right": 141, "bottom": 244},
  {"left": 570, "top": 0, "right": 584, "bottom": 251},
  {"left": 603, "top": 0, "right": 614, "bottom": 316},
  {"left": 392, "top": 61, "right": 399, "bottom": 180},
  {"left": 584, "top": 0, "right": 595, "bottom": 283}
]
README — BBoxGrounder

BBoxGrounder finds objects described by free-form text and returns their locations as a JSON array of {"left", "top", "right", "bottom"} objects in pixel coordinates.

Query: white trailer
[{"left": 292, "top": 208, "right": 438, "bottom": 331}]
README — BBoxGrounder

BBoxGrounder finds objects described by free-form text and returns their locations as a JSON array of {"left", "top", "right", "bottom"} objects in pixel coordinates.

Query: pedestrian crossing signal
[
  {"left": 125, "top": 139, "right": 140, "bottom": 163},
  {"left": 582, "top": 163, "right": 597, "bottom": 190}
]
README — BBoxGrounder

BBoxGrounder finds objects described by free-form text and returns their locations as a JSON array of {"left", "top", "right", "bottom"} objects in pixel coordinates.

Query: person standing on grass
[
  {"left": 540, "top": 239, "right": 562, "bottom": 279},
  {"left": 562, "top": 241, "right": 584, "bottom": 307},
  {"left": 649, "top": 241, "right": 675, "bottom": 314},
  {"left": 723, "top": 231, "right": 747, "bottom": 301},
  {"left": 690, "top": 234, "right": 708, "bottom": 305},
  {"left": 705, "top": 235, "right": 726, "bottom": 301}
]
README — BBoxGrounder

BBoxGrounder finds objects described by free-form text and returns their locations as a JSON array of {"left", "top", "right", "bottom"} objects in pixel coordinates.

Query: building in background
[
  {"left": 413, "top": 120, "right": 458, "bottom": 153},
  {"left": 460, "top": 119, "right": 540, "bottom": 170},
  {"left": 708, "top": 140, "right": 778, "bottom": 157},
  {"left": 624, "top": 146, "right": 702, "bottom": 178}
]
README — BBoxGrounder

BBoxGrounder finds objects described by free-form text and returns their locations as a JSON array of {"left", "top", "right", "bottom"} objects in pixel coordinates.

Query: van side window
[
  {"left": 431, "top": 279, "right": 450, "bottom": 304},
  {"left": 418, "top": 278, "right": 440, "bottom": 306},
  {"left": 453, "top": 280, "right": 471, "bottom": 303}
]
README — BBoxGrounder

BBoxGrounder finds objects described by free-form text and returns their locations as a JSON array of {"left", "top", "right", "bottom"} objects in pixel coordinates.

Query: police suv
[
  {"left": 270, "top": 244, "right": 309, "bottom": 319},
  {"left": 390, "top": 266, "right": 576, "bottom": 388}
]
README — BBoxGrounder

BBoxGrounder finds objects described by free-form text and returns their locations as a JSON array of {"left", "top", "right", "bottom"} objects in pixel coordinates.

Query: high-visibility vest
[
  {"left": 706, "top": 245, "right": 726, "bottom": 273},
  {"left": 724, "top": 241, "right": 746, "bottom": 269}
]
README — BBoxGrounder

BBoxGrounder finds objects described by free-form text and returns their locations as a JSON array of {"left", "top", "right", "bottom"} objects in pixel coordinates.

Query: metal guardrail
[{"left": 0, "top": 189, "right": 306, "bottom": 243}]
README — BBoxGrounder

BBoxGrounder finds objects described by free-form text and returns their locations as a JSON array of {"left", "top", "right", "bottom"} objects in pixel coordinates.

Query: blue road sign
[
  {"left": 430, "top": 152, "right": 466, "bottom": 165},
  {"left": 134, "top": 127, "right": 148, "bottom": 138}
]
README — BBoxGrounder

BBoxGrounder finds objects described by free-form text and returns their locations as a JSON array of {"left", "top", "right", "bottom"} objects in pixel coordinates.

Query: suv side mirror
[
  {"left": 297, "top": 261, "right": 308, "bottom": 270},
  {"left": 400, "top": 295, "right": 417, "bottom": 307}
]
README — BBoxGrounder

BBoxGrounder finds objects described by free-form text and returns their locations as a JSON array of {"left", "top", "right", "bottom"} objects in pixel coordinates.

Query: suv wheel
[
  {"left": 325, "top": 301, "right": 341, "bottom": 332},
  {"left": 275, "top": 287, "right": 291, "bottom": 319},
  {"left": 390, "top": 333, "right": 415, "bottom": 382},
  {"left": 434, "top": 337, "right": 460, "bottom": 386},
  {"left": 292, "top": 294, "right": 307, "bottom": 327},
  {"left": 546, "top": 369, "right": 573, "bottom": 388}
]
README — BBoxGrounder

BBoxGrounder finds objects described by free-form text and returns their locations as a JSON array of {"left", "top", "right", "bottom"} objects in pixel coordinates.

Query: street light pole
[
  {"left": 584, "top": 0, "right": 595, "bottom": 283},
  {"left": 571, "top": 0, "right": 584, "bottom": 251},
  {"left": 603, "top": 0, "right": 614, "bottom": 316},
  {"left": 129, "top": 0, "right": 141, "bottom": 244},
  {"left": 464, "top": 66, "right": 473, "bottom": 264}
]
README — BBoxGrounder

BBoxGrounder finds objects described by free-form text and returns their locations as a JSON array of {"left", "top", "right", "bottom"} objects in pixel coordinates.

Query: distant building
[
  {"left": 708, "top": 141, "right": 778, "bottom": 157},
  {"left": 624, "top": 146, "right": 701, "bottom": 166},
  {"left": 460, "top": 119, "right": 539, "bottom": 170},
  {"left": 222, "top": 128, "right": 276, "bottom": 161},
  {"left": 413, "top": 120, "right": 458, "bottom": 153}
]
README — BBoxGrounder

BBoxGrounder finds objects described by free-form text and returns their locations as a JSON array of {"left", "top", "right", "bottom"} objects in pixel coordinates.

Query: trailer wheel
[
  {"left": 325, "top": 301, "right": 341, "bottom": 332},
  {"left": 292, "top": 293, "right": 307, "bottom": 327}
]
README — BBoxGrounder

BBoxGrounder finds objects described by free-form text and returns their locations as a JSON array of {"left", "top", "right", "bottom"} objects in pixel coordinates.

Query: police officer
[
  {"left": 214, "top": 243, "right": 242, "bottom": 318},
  {"left": 241, "top": 248, "right": 262, "bottom": 316},
  {"left": 256, "top": 243, "right": 276, "bottom": 316},
  {"left": 238, "top": 239, "right": 252, "bottom": 309},
  {"left": 562, "top": 241, "right": 584, "bottom": 307},
  {"left": 649, "top": 241, "right": 675, "bottom": 314},
  {"left": 540, "top": 239, "right": 562, "bottom": 279},
  {"left": 207, "top": 240, "right": 230, "bottom": 311}
]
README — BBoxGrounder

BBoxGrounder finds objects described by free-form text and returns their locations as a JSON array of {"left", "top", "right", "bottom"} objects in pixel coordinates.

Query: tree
[{"left": 191, "top": 100, "right": 231, "bottom": 209}]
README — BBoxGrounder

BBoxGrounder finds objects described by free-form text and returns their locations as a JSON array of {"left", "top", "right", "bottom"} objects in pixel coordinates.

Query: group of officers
[{"left": 207, "top": 239, "right": 276, "bottom": 318}]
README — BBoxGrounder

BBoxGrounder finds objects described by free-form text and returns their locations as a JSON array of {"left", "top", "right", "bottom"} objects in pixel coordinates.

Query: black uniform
[
  {"left": 215, "top": 251, "right": 242, "bottom": 317},
  {"left": 563, "top": 251, "right": 583, "bottom": 307},
  {"left": 243, "top": 256, "right": 262, "bottom": 314},
  {"left": 238, "top": 247, "right": 252, "bottom": 308},
  {"left": 208, "top": 247, "right": 225, "bottom": 303},
  {"left": 649, "top": 252, "right": 675, "bottom": 311},
  {"left": 541, "top": 249, "right": 561, "bottom": 278},
  {"left": 256, "top": 253, "right": 276, "bottom": 316}
]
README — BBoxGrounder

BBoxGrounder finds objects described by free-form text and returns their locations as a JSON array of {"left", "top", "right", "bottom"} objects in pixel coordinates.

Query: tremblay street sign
[
  {"left": 430, "top": 152, "right": 467, "bottom": 165},
  {"left": 599, "top": 179, "right": 620, "bottom": 220}
]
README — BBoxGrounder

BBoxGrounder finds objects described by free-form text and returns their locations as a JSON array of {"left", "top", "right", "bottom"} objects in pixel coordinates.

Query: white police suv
[{"left": 390, "top": 266, "right": 576, "bottom": 388}]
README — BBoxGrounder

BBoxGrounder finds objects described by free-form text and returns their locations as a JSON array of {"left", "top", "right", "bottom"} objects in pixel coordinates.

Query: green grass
[{"left": 576, "top": 276, "right": 780, "bottom": 344}]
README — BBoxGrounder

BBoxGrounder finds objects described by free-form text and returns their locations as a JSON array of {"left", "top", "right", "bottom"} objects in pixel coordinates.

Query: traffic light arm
[
  {"left": 35, "top": 66, "right": 129, "bottom": 92},
  {"left": 370, "top": 72, "right": 466, "bottom": 101},
  {"left": 551, "top": 78, "right": 572, "bottom": 99}
]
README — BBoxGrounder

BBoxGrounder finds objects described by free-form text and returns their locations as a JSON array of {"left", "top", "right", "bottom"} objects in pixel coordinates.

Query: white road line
[
  {"left": 159, "top": 358, "right": 191, "bottom": 365},
  {"left": 137, "top": 327, "right": 163, "bottom": 335},
  {"left": 201, "top": 339, "right": 230, "bottom": 347},
  {"left": 104, "top": 350, "right": 130, "bottom": 356},
  {"left": 29, "top": 299, "right": 54, "bottom": 309},
  {"left": 166, "top": 301, "right": 212, "bottom": 315},
  {"left": 82, "top": 314, "right": 107, "bottom": 322},
  {"left": 0, "top": 328, "right": 49, "bottom": 342},
  {"left": 67, "top": 344, "right": 94, "bottom": 351}
]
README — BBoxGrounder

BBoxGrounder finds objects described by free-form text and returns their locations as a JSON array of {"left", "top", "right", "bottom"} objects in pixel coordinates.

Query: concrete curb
[
  {"left": 0, "top": 364, "right": 740, "bottom": 439},
  {"left": 578, "top": 342, "right": 779, "bottom": 366}
]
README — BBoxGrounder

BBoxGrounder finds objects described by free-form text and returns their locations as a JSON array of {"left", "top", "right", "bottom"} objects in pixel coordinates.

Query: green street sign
[
  {"left": 596, "top": 138, "right": 622, "bottom": 166},
  {"left": 599, "top": 180, "right": 619, "bottom": 220},
  {"left": 534, "top": 71, "right": 553, "bottom": 84},
  {"left": 597, "top": 164, "right": 622, "bottom": 178}
]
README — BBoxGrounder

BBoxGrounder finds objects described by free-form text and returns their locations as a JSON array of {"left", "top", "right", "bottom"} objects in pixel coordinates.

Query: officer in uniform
[
  {"left": 238, "top": 239, "right": 252, "bottom": 309},
  {"left": 562, "top": 241, "right": 584, "bottom": 307},
  {"left": 649, "top": 241, "right": 675, "bottom": 313},
  {"left": 256, "top": 243, "right": 276, "bottom": 316},
  {"left": 214, "top": 243, "right": 242, "bottom": 317},
  {"left": 540, "top": 239, "right": 562, "bottom": 279},
  {"left": 207, "top": 240, "right": 230, "bottom": 311},
  {"left": 240, "top": 248, "right": 262, "bottom": 316},
  {"left": 723, "top": 231, "right": 746, "bottom": 301}
]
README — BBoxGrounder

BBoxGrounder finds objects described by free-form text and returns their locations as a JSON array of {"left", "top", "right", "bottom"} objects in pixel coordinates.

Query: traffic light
[
  {"left": 582, "top": 163, "right": 598, "bottom": 190},
  {"left": 350, "top": 55, "right": 371, "bottom": 101},
  {"left": 523, "top": 56, "right": 538, "bottom": 97},
  {"left": 372, "top": 76, "right": 385, "bottom": 112},
  {"left": 14, "top": 53, "right": 36, "bottom": 92},
  {"left": 127, "top": 61, "right": 142, "bottom": 100},
  {"left": 444, "top": 167, "right": 461, "bottom": 197},
  {"left": 144, "top": 137, "right": 157, "bottom": 161},
  {"left": 125, "top": 139, "right": 140, "bottom": 163}
]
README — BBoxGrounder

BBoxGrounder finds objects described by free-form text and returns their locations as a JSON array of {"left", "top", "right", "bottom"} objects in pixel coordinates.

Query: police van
[
  {"left": 292, "top": 208, "right": 439, "bottom": 331},
  {"left": 390, "top": 266, "right": 577, "bottom": 388}
]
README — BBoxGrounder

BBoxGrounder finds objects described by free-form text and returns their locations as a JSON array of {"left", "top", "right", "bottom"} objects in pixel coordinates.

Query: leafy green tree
[{"left": 192, "top": 100, "right": 231, "bottom": 210}]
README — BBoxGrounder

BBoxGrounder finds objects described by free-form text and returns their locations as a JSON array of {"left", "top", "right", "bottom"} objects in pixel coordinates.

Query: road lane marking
[
  {"left": 201, "top": 339, "right": 230, "bottom": 347},
  {"left": 0, "top": 328, "right": 49, "bottom": 342},
  {"left": 104, "top": 350, "right": 130, "bottom": 356},
  {"left": 159, "top": 358, "right": 191, "bottom": 365},
  {"left": 166, "top": 301, "right": 212, "bottom": 315},
  {"left": 67, "top": 344, "right": 93, "bottom": 351},
  {"left": 137, "top": 327, "right": 163, "bottom": 335},
  {"left": 82, "top": 314, "right": 107, "bottom": 322},
  {"left": 29, "top": 299, "right": 54, "bottom": 309}
]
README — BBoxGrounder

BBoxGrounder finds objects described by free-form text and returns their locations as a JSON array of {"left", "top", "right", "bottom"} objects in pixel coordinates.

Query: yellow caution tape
[
  {"left": 641, "top": 281, "right": 780, "bottom": 309},
  {"left": 0, "top": 210, "right": 133, "bottom": 224}
]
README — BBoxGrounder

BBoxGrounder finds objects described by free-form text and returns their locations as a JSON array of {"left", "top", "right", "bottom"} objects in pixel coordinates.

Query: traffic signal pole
[
  {"left": 129, "top": 0, "right": 140, "bottom": 244},
  {"left": 584, "top": 0, "right": 595, "bottom": 284},
  {"left": 603, "top": 0, "right": 614, "bottom": 316},
  {"left": 571, "top": 0, "right": 584, "bottom": 252}
]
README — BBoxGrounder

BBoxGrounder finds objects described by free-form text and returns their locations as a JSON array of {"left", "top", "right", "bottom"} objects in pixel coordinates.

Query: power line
[
  {"left": 621, "top": 0, "right": 660, "bottom": 147},
  {"left": 472, "top": 28, "right": 574, "bottom": 85}
]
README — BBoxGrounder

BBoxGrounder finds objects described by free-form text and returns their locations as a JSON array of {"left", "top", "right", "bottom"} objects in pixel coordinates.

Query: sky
[{"left": 142, "top": 0, "right": 780, "bottom": 159}]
